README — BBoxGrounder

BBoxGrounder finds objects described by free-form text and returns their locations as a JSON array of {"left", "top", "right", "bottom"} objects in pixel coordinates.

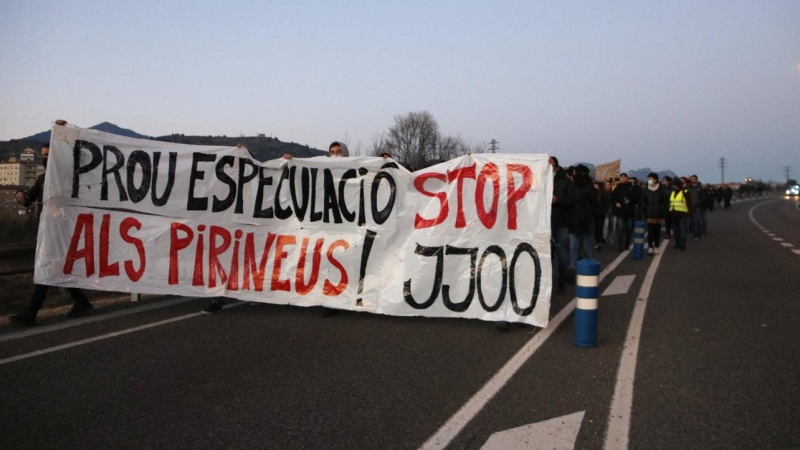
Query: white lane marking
[
  {"left": 481, "top": 411, "right": 585, "bottom": 450},
  {"left": 0, "top": 302, "right": 246, "bottom": 366},
  {"left": 773, "top": 237, "right": 784, "bottom": 241},
  {"left": 767, "top": 234, "right": 776, "bottom": 237},
  {"left": 0, "top": 296, "right": 203, "bottom": 343},
  {"left": 792, "top": 250, "right": 800, "bottom": 255},
  {"left": 604, "top": 239, "right": 669, "bottom": 450},
  {"left": 781, "top": 243, "right": 794, "bottom": 247},
  {"left": 602, "top": 275, "right": 636, "bottom": 297},
  {"left": 420, "top": 249, "right": 631, "bottom": 450}
]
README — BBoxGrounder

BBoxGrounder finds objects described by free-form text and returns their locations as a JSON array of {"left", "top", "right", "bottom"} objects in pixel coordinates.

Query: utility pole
[
  {"left": 489, "top": 139, "right": 499, "bottom": 154},
  {"left": 719, "top": 157, "right": 727, "bottom": 184},
  {"left": 785, "top": 166, "right": 792, "bottom": 183}
]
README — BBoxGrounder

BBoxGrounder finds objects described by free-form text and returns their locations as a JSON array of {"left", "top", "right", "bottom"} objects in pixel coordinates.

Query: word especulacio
[{"left": 38, "top": 124, "right": 554, "bottom": 326}]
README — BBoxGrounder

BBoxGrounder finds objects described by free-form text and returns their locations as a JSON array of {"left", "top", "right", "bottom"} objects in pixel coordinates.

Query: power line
[{"left": 488, "top": 139, "right": 499, "bottom": 154}]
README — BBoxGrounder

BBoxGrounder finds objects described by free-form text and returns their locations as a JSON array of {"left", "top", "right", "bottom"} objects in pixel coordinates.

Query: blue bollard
[
  {"left": 632, "top": 220, "right": 645, "bottom": 260},
  {"left": 574, "top": 258, "right": 600, "bottom": 348}
]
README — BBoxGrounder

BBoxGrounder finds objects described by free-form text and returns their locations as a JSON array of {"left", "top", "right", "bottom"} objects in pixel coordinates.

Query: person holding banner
[
  {"left": 226, "top": 141, "right": 352, "bottom": 316},
  {"left": 10, "top": 124, "right": 94, "bottom": 326}
]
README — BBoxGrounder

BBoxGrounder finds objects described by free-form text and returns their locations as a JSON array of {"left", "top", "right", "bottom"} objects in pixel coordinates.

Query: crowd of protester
[{"left": 548, "top": 156, "right": 735, "bottom": 294}]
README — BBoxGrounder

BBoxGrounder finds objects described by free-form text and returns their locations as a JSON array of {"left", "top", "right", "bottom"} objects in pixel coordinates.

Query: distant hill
[
  {"left": 22, "top": 121, "right": 150, "bottom": 143},
  {"left": 153, "top": 134, "right": 325, "bottom": 162},
  {"left": 1, "top": 122, "right": 326, "bottom": 163},
  {"left": 627, "top": 167, "right": 678, "bottom": 181}
]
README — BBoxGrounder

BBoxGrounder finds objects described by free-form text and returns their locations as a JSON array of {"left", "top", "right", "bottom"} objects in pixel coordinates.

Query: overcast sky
[{"left": 2, "top": 0, "right": 798, "bottom": 184}]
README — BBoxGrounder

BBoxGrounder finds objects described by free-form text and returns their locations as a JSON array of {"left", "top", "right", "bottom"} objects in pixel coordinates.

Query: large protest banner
[{"left": 37, "top": 125, "right": 553, "bottom": 326}]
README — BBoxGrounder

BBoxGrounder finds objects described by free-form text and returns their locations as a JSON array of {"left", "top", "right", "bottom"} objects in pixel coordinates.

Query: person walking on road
[
  {"left": 568, "top": 165, "right": 596, "bottom": 271},
  {"left": 722, "top": 184, "right": 733, "bottom": 210},
  {"left": 669, "top": 179, "right": 693, "bottom": 251},
  {"left": 10, "top": 122, "right": 94, "bottom": 326},
  {"left": 610, "top": 173, "right": 636, "bottom": 251},
  {"left": 549, "top": 156, "right": 575, "bottom": 294},
  {"left": 687, "top": 175, "right": 707, "bottom": 240},
  {"left": 661, "top": 176, "right": 674, "bottom": 239},
  {"left": 642, "top": 172, "right": 669, "bottom": 255},
  {"left": 593, "top": 181, "right": 610, "bottom": 251},
  {"left": 604, "top": 180, "right": 615, "bottom": 245}
]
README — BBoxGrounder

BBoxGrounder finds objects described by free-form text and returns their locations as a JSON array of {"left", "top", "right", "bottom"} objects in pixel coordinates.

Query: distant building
[
  {"left": 20, "top": 147, "right": 35, "bottom": 162},
  {"left": 258, "top": 133, "right": 266, "bottom": 138},
  {"left": 0, "top": 162, "right": 43, "bottom": 187}
]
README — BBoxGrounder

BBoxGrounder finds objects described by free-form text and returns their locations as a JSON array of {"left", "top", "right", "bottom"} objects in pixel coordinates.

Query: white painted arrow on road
[{"left": 481, "top": 411, "right": 585, "bottom": 450}]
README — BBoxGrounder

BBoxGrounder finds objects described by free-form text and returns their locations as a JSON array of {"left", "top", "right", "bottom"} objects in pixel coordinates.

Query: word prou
[{"left": 404, "top": 242, "right": 541, "bottom": 316}]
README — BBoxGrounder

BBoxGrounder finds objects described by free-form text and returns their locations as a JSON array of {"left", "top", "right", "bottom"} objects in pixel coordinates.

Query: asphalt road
[{"left": 1, "top": 196, "right": 798, "bottom": 449}]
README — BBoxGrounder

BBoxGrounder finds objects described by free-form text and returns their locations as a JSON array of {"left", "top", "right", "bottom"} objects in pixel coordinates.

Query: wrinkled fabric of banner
[{"left": 36, "top": 125, "right": 553, "bottom": 326}]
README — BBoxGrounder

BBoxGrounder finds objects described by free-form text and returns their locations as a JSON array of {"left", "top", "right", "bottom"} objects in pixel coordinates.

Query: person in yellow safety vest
[{"left": 669, "top": 179, "right": 693, "bottom": 251}]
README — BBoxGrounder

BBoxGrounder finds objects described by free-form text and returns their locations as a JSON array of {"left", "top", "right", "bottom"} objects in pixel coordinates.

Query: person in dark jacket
[
  {"left": 722, "top": 184, "right": 733, "bottom": 210},
  {"left": 610, "top": 173, "right": 636, "bottom": 251},
  {"left": 686, "top": 175, "right": 706, "bottom": 239},
  {"left": 593, "top": 181, "right": 610, "bottom": 250},
  {"left": 568, "top": 165, "right": 597, "bottom": 272},
  {"left": 10, "top": 128, "right": 94, "bottom": 326},
  {"left": 549, "top": 156, "right": 575, "bottom": 293},
  {"left": 642, "top": 172, "right": 669, "bottom": 255}
]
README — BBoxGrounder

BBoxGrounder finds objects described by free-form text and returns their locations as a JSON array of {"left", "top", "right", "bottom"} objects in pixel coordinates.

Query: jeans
[
  {"left": 569, "top": 233, "right": 594, "bottom": 270},
  {"left": 615, "top": 217, "right": 633, "bottom": 249},
  {"left": 605, "top": 210, "right": 616, "bottom": 243},
  {"left": 693, "top": 208, "right": 707, "bottom": 238},
  {"left": 552, "top": 227, "right": 570, "bottom": 287}
]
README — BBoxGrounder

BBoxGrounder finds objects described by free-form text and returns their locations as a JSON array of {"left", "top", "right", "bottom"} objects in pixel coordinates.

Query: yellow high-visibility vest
[{"left": 670, "top": 190, "right": 689, "bottom": 213}]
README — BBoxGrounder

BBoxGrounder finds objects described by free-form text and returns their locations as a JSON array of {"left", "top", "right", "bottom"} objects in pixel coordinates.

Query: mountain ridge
[{"left": 2, "top": 122, "right": 326, "bottom": 162}]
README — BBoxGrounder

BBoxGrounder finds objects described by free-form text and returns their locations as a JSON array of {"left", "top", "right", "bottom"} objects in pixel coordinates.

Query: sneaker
[
  {"left": 66, "top": 302, "right": 93, "bottom": 318},
  {"left": 202, "top": 300, "right": 224, "bottom": 314},
  {"left": 652, "top": 248, "right": 658, "bottom": 255},
  {"left": 9, "top": 312, "right": 36, "bottom": 326},
  {"left": 647, "top": 247, "right": 654, "bottom": 256}
]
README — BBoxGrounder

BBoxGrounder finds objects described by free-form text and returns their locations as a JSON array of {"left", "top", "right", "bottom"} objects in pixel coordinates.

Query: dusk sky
[{"left": 2, "top": 1, "right": 798, "bottom": 184}]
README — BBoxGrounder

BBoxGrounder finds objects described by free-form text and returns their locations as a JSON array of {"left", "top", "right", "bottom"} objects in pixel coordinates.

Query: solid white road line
[
  {"left": 0, "top": 296, "right": 204, "bottom": 343},
  {"left": 0, "top": 302, "right": 246, "bottom": 366},
  {"left": 420, "top": 249, "right": 632, "bottom": 450},
  {"left": 604, "top": 239, "right": 669, "bottom": 450}
]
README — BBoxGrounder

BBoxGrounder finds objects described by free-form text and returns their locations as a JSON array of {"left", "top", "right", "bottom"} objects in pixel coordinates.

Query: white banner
[{"left": 37, "top": 125, "right": 553, "bottom": 326}]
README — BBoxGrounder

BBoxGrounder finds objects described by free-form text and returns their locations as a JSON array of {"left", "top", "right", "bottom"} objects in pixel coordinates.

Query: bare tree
[
  {"left": 385, "top": 111, "right": 440, "bottom": 164},
  {"left": 367, "top": 132, "right": 390, "bottom": 157}
]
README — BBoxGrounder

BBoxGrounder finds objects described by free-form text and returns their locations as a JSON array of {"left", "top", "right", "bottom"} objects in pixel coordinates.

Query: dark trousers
[
  {"left": 27, "top": 284, "right": 90, "bottom": 316},
  {"left": 646, "top": 222, "right": 661, "bottom": 248}
]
